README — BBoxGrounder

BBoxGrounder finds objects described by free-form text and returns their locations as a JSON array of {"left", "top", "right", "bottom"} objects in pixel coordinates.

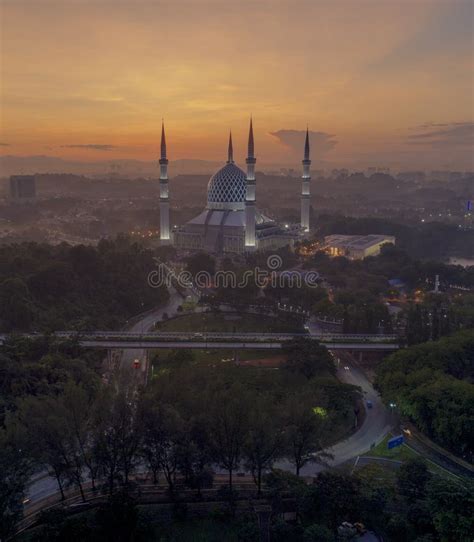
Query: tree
[
  {"left": 299, "top": 472, "right": 362, "bottom": 531},
  {"left": 208, "top": 387, "right": 249, "bottom": 491},
  {"left": 93, "top": 390, "right": 141, "bottom": 495},
  {"left": 32, "top": 507, "right": 92, "bottom": 542},
  {"left": 52, "top": 382, "right": 101, "bottom": 492},
  {"left": 95, "top": 489, "right": 139, "bottom": 542},
  {"left": 186, "top": 252, "right": 216, "bottom": 277},
  {"left": 375, "top": 330, "right": 474, "bottom": 459},
  {"left": 0, "top": 427, "right": 31, "bottom": 541},
  {"left": 426, "top": 478, "right": 474, "bottom": 542},
  {"left": 177, "top": 417, "right": 213, "bottom": 497},
  {"left": 0, "top": 277, "right": 34, "bottom": 331},
  {"left": 0, "top": 240, "right": 169, "bottom": 334},
  {"left": 283, "top": 395, "right": 329, "bottom": 476},
  {"left": 139, "top": 400, "right": 185, "bottom": 494},
  {"left": 14, "top": 395, "right": 79, "bottom": 500},
  {"left": 303, "top": 524, "right": 335, "bottom": 542},
  {"left": 243, "top": 399, "right": 284, "bottom": 494},
  {"left": 283, "top": 338, "right": 335, "bottom": 379},
  {"left": 396, "top": 457, "right": 431, "bottom": 503},
  {"left": 139, "top": 398, "right": 163, "bottom": 485}
]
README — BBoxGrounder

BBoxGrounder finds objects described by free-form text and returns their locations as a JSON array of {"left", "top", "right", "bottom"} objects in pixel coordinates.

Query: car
[{"left": 366, "top": 400, "right": 373, "bottom": 409}]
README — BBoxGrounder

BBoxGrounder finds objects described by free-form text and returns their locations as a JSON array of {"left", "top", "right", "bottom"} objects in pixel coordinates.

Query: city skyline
[{"left": 1, "top": 0, "right": 473, "bottom": 169}]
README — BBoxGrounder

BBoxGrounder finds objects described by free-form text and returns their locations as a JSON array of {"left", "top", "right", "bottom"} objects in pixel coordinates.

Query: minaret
[
  {"left": 245, "top": 118, "right": 256, "bottom": 250},
  {"left": 227, "top": 131, "right": 234, "bottom": 163},
  {"left": 301, "top": 127, "right": 311, "bottom": 233},
  {"left": 159, "top": 121, "right": 170, "bottom": 244}
]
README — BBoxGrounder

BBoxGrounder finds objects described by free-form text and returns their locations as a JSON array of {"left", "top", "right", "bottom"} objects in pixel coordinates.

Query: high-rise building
[{"left": 9, "top": 175, "right": 36, "bottom": 203}]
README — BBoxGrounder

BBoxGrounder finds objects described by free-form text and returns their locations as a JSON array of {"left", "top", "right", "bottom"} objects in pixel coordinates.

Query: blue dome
[{"left": 207, "top": 162, "right": 246, "bottom": 210}]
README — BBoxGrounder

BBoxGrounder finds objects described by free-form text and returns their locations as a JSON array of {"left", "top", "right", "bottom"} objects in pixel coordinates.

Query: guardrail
[{"left": 17, "top": 475, "right": 272, "bottom": 536}]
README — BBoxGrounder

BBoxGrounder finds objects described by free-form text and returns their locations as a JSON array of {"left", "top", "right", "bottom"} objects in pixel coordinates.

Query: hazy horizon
[{"left": 1, "top": 0, "right": 473, "bottom": 170}]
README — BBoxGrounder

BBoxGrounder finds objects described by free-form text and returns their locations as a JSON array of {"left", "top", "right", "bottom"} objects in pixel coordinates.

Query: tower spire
[
  {"left": 227, "top": 131, "right": 234, "bottom": 163},
  {"left": 248, "top": 116, "right": 254, "bottom": 159},
  {"left": 160, "top": 120, "right": 167, "bottom": 160},
  {"left": 304, "top": 126, "right": 310, "bottom": 161}
]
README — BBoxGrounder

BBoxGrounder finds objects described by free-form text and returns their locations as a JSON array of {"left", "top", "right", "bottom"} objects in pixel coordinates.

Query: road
[
  {"left": 120, "top": 286, "right": 186, "bottom": 382},
  {"left": 275, "top": 349, "right": 393, "bottom": 475},
  {"left": 308, "top": 317, "right": 392, "bottom": 470},
  {"left": 27, "top": 287, "right": 187, "bottom": 503},
  {"left": 26, "top": 306, "right": 391, "bottom": 503},
  {"left": 323, "top": 351, "right": 392, "bottom": 465}
]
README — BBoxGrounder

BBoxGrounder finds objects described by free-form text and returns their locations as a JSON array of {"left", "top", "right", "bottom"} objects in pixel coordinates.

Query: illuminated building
[{"left": 324, "top": 234, "right": 395, "bottom": 259}]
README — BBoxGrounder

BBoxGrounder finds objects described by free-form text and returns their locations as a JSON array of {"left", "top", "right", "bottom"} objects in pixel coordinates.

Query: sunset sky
[{"left": 1, "top": 0, "right": 473, "bottom": 169}]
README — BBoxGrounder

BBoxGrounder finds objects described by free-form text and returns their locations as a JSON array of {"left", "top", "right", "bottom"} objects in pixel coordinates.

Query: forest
[
  {"left": 0, "top": 237, "right": 169, "bottom": 332},
  {"left": 376, "top": 330, "right": 474, "bottom": 461}
]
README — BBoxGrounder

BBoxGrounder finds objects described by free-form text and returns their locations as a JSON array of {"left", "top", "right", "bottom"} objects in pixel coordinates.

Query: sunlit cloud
[{"left": 269, "top": 130, "right": 338, "bottom": 157}]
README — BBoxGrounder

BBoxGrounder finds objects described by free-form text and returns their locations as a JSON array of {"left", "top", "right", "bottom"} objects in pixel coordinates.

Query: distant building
[
  {"left": 324, "top": 234, "right": 395, "bottom": 259},
  {"left": 9, "top": 175, "right": 36, "bottom": 203}
]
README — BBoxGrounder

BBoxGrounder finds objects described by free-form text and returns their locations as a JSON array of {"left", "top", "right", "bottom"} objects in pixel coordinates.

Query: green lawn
[
  {"left": 364, "top": 435, "right": 418, "bottom": 462},
  {"left": 151, "top": 311, "right": 297, "bottom": 372},
  {"left": 150, "top": 347, "right": 283, "bottom": 376},
  {"left": 155, "top": 311, "right": 304, "bottom": 333},
  {"left": 363, "top": 435, "right": 462, "bottom": 482}
]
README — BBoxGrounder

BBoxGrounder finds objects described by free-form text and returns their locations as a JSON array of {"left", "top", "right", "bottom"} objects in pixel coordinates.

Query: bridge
[{"left": 0, "top": 331, "right": 400, "bottom": 350}]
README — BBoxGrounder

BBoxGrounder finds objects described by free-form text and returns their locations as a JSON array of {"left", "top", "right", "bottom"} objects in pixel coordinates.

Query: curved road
[
  {"left": 275, "top": 349, "right": 392, "bottom": 475},
  {"left": 272, "top": 317, "right": 392, "bottom": 474},
  {"left": 26, "top": 304, "right": 391, "bottom": 503},
  {"left": 322, "top": 351, "right": 392, "bottom": 467}
]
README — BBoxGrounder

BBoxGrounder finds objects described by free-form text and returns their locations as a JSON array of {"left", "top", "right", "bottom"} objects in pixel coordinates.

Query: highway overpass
[{"left": 0, "top": 331, "right": 400, "bottom": 350}]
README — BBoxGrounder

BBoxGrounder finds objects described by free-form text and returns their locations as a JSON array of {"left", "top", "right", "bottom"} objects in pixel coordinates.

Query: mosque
[{"left": 158, "top": 119, "right": 311, "bottom": 254}]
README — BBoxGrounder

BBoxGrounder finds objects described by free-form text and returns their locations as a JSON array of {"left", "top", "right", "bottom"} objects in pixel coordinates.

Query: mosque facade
[{"left": 159, "top": 120, "right": 311, "bottom": 254}]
